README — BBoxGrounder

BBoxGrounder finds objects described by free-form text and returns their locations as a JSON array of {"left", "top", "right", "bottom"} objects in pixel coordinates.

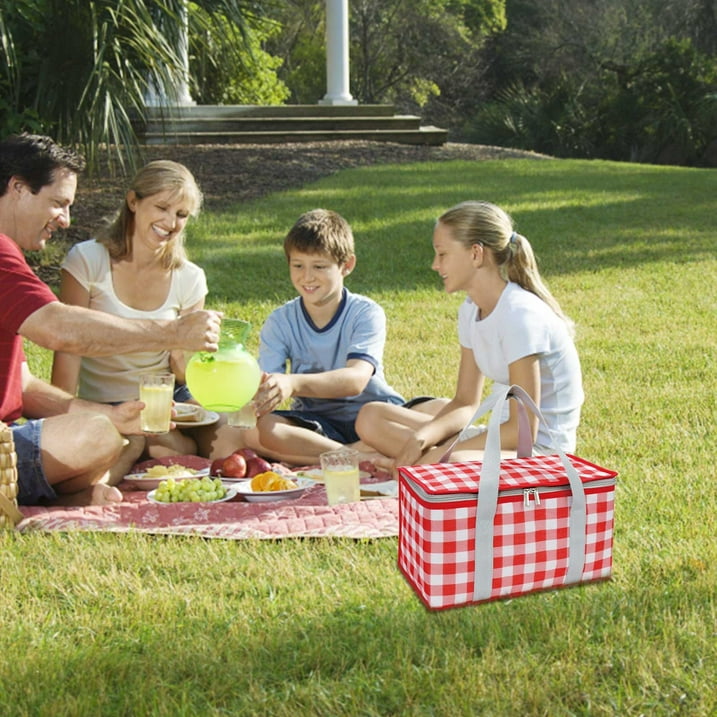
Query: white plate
[
  {"left": 294, "top": 468, "right": 370, "bottom": 483},
  {"left": 234, "top": 476, "right": 313, "bottom": 502},
  {"left": 124, "top": 466, "right": 210, "bottom": 491},
  {"left": 173, "top": 405, "right": 220, "bottom": 428},
  {"left": 146, "top": 484, "right": 239, "bottom": 504},
  {"left": 360, "top": 480, "right": 398, "bottom": 499}
]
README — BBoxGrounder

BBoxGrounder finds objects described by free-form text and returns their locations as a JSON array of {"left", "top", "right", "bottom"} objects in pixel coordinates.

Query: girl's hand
[{"left": 394, "top": 433, "right": 428, "bottom": 468}]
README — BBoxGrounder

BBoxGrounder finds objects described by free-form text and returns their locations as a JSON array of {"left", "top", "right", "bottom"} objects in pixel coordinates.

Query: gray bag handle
[
  {"left": 439, "top": 387, "right": 533, "bottom": 462},
  {"left": 467, "top": 385, "right": 587, "bottom": 602}
]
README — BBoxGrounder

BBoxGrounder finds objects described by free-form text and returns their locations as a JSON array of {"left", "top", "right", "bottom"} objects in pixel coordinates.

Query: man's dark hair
[{"left": 0, "top": 133, "right": 86, "bottom": 196}]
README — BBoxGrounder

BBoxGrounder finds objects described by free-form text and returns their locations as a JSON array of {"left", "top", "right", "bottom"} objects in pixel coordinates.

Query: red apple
[
  {"left": 245, "top": 456, "right": 272, "bottom": 477},
  {"left": 210, "top": 458, "right": 225, "bottom": 476},
  {"left": 235, "top": 448, "right": 257, "bottom": 461},
  {"left": 222, "top": 453, "right": 247, "bottom": 478}
]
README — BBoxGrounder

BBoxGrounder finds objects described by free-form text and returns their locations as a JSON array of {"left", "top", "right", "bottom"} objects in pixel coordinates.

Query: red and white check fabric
[{"left": 398, "top": 455, "right": 617, "bottom": 610}]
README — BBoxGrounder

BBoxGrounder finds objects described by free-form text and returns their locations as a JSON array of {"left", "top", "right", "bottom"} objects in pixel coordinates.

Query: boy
[{"left": 253, "top": 209, "right": 404, "bottom": 465}]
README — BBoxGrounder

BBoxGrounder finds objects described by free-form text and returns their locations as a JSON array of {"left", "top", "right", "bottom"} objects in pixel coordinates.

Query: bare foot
[
  {"left": 52, "top": 484, "right": 124, "bottom": 507},
  {"left": 90, "top": 484, "right": 123, "bottom": 505},
  {"left": 356, "top": 451, "right": 396, "bottom": 478}
]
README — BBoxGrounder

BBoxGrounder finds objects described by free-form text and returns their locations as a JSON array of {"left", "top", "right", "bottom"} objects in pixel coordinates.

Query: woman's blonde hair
[
  {"left": 438, "top": 200, "right": 574, "bottom": 332},
  {"left": 97, "top": 160, "right": 203, "bottom": 269}
]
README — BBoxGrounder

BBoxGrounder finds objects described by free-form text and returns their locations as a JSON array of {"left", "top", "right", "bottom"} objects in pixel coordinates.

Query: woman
[
  {"left": 355, "top": 200, "right": 584, "bottom": 467},
  {"left": 51, "top": 160, "right": 208, "bottom": 472}
]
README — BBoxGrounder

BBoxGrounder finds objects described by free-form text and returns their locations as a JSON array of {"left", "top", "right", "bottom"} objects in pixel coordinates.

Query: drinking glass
[
  {"left": 139, "top": 373, "right": 175, "bottom": 433},
  {"left": 320, "top": 448, "right": 360, "bottom": 505}
]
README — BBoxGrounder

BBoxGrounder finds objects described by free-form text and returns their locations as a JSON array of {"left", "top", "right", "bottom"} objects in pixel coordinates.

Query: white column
[
  {"left": 145, "top": 0, "right": 194, "bottom": 107},
  {"left": 320, "top": 0, "right": 357, "bottom": 105},
  {"left": 175, "top": 0, "right": 195, "bottom": 106}
]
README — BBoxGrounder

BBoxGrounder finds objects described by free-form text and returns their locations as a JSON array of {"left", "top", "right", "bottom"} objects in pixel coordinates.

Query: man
[{"left": 0, "top": 133, "right": 221, "bottom": 507}]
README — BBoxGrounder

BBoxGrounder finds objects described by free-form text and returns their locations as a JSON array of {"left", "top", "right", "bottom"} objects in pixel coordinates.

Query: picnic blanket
[{"left": 16, "top": 457, "right": 398, "bottom": 540}]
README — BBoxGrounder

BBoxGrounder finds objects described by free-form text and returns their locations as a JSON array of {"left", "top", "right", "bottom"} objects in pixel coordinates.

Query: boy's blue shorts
[
  {"left": 272, "top": 410, "right": 358, "bottom": 444},
  {"left": 11, "top": 419, "right": 58, "bottom": 505},
  {"left": 273, "top": 397, "right": 431, "bottom": 445}
]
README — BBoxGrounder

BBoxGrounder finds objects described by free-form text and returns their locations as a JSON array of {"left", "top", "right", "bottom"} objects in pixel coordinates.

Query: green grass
[{"left": 4, "top": 158, "right": 716, "bottom": 716}]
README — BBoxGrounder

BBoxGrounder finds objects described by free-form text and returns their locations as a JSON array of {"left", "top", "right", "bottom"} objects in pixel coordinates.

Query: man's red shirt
[{"left": 0, "top": 233, "right": 58, "bottom": 422}]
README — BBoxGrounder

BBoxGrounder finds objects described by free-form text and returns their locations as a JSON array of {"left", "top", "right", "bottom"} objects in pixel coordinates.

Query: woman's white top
[
  {"left": 61, "top": 239, "right": 207, "bottom": 402},
  {"left": 458, "top": 282, "right": 584, "bottom": 452}
]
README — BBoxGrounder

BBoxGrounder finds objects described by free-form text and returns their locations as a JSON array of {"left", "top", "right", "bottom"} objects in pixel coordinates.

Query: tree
[
  {"left": 467, "top": 0, "right": 717, "bottom": 164},
  {"left": 267, "top": 0, "right": 506, "bottom": 127},
  {"left": 0, "top": 0, "right": 267, "bottom": 171},
  {"left": 189, "top": 6, "right": 289, "bottom": 105}
]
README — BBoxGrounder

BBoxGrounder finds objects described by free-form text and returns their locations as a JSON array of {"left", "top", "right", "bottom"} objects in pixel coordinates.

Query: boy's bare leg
[{"left": 256, "top": 414, "right": 345, "bottom": 466}]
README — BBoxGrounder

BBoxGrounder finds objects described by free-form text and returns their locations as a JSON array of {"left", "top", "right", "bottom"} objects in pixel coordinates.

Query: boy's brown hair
[{"left": 284, "top": 209, "right": 354, "bottom": 265}]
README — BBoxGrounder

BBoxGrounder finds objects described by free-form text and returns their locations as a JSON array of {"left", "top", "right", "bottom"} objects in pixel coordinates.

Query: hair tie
[{"left": 509, "top": 231, "right": 517, "bottom": 245}]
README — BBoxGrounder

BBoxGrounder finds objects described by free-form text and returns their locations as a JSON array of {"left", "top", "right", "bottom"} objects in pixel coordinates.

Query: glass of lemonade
[
  {"left": 227, "top": 401, "right": 257, "bottom": 428},
  {"left": 320, "top": 448, "right": 360, "bottom": 505},
  {"left": 139, "top": 373, "right": 175, "bottom": 433}
]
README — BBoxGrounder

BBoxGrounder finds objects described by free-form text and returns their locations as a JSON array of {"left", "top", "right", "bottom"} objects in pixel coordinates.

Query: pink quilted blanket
[{"left": 17, "top": 457, "right": 398, "bottom": 540}]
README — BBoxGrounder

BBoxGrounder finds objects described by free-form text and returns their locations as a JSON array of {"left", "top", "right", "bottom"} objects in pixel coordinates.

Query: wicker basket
[{"left": 0, "top": 421, "right": 23, "bottom": 529}]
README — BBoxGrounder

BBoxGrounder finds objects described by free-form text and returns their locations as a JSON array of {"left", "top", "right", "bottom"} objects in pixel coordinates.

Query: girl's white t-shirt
[
  {"left": 458, "top": 282, "right": 584, "bottom": 452},
  {"left": 61, "top": 239, "right": 207, "bottom": 402}
]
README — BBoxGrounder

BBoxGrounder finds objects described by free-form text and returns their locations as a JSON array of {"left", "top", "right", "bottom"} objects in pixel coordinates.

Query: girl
[{"left": 355, "top": 200, "right": 583, "bottom": 467}]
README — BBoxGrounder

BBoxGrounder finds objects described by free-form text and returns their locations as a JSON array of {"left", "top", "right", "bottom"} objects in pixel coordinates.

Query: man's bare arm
[{"left": 19, "top": 302, "right": 221, "bottom": 356}]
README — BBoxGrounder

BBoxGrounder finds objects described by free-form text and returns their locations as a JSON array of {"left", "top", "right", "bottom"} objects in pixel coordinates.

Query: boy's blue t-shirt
[{"left": 259, "top": 288, "right": 404, "bottom": 422}]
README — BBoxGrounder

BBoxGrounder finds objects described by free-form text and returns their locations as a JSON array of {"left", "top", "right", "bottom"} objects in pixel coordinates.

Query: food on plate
[
  {"left": 152, "top": 476, "right": 227, "bottom": 503},
  {"left": 143, "top": 464, "right": 198, "bottom": 478},
  {"left": 221, "top": 452, "right": 247, "bottom": 478},
  {"left": 173, "top": 404, "right": 203, "bottom": 422},
  {"left": 245, "top": 455, "right": 272, "bottom": 477},
  {"left": 250, "top": 471, "right": 298, "bottom": 492},
  {"left": 209, "top": 458, "right": 225, "bottom": 476}
]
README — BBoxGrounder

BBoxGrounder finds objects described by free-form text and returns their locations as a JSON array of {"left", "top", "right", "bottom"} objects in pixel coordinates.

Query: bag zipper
[{"left": 402, "top": 477, "right": 616, "bottom": 506}]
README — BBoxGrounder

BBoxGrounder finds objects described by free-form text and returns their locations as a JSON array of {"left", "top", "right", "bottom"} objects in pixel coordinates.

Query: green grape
[{"left": 153, "top": 477, "right": 227, "bottom": 503}]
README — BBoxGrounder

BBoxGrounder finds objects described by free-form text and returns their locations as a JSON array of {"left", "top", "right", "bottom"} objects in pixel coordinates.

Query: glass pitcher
[{"left": 185, "top": 319, "right": 261, "bottom": 413}]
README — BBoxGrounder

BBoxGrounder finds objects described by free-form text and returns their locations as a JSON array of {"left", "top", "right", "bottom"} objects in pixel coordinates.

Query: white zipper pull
[{"left": 523, "top": 488, "right": 541, "bottom": 507}]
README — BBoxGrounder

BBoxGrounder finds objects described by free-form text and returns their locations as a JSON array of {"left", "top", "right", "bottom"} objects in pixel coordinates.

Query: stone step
[
  {"left": 142, "top": 104, "right": 397, "bottom": 119},
  {"left": 142, "top": 115, "right": 423, "bottom": 133},
  {"left": 135, "top": 104, "right": 448, "bottom": 146},
  {"left": 140, "top": 126, "right": 448, "bottom": 146}
]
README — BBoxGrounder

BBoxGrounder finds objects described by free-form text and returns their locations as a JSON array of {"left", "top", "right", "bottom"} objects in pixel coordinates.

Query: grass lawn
[{"left": 2, "top": 157, "right": 716, "bottom": 716}]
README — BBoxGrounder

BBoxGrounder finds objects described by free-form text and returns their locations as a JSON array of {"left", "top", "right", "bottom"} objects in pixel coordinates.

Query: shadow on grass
[
  {"left": 189, "top": 159, "right": 716, "bottom": 305},
  {"left": 5, "top": 569, "right": 712, "bottom": 714}
]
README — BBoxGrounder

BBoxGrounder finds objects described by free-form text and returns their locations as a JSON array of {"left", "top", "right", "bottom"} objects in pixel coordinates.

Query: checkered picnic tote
[
  {"left": 0, "top": 422, "right": 23, "bottom": 530},
  {"left": 397, "top": 386, "right": 617, "bottom": 610}
]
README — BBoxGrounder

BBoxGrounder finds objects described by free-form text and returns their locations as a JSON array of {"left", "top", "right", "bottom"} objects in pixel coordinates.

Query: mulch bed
[{"left": 36, "top": 140, "right": 549, "bottom": 283}]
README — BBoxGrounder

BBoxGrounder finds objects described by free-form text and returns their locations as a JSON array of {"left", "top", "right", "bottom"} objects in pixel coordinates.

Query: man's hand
[
  {"left": 173, "top": 310, "right": 222, "bottom": 352},
  {"left": 107, "top": 400, "right": 146, "bottom": 435}
]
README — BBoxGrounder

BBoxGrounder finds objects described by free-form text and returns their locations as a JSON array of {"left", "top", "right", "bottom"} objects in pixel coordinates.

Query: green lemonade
[{"left": 185, "top": 347, "right": 261, "bottom": 412}]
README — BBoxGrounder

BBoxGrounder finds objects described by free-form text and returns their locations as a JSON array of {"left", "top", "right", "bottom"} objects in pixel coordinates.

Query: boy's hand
[{"left": 253, "top": 372, "right": 293, "bottom": 416}]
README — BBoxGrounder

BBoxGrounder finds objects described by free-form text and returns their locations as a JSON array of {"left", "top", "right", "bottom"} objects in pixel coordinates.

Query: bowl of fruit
[
  {"left": 209, "top": 448, "right": 274, "bottom": 482},
  {"left": 147, "top": 476, "right": 238, "bottom": 504}
]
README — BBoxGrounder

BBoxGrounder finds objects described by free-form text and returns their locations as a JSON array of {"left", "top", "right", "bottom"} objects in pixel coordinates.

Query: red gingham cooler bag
[{"left": 397, "top": 386, "right": 618, "bottom": 610}]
